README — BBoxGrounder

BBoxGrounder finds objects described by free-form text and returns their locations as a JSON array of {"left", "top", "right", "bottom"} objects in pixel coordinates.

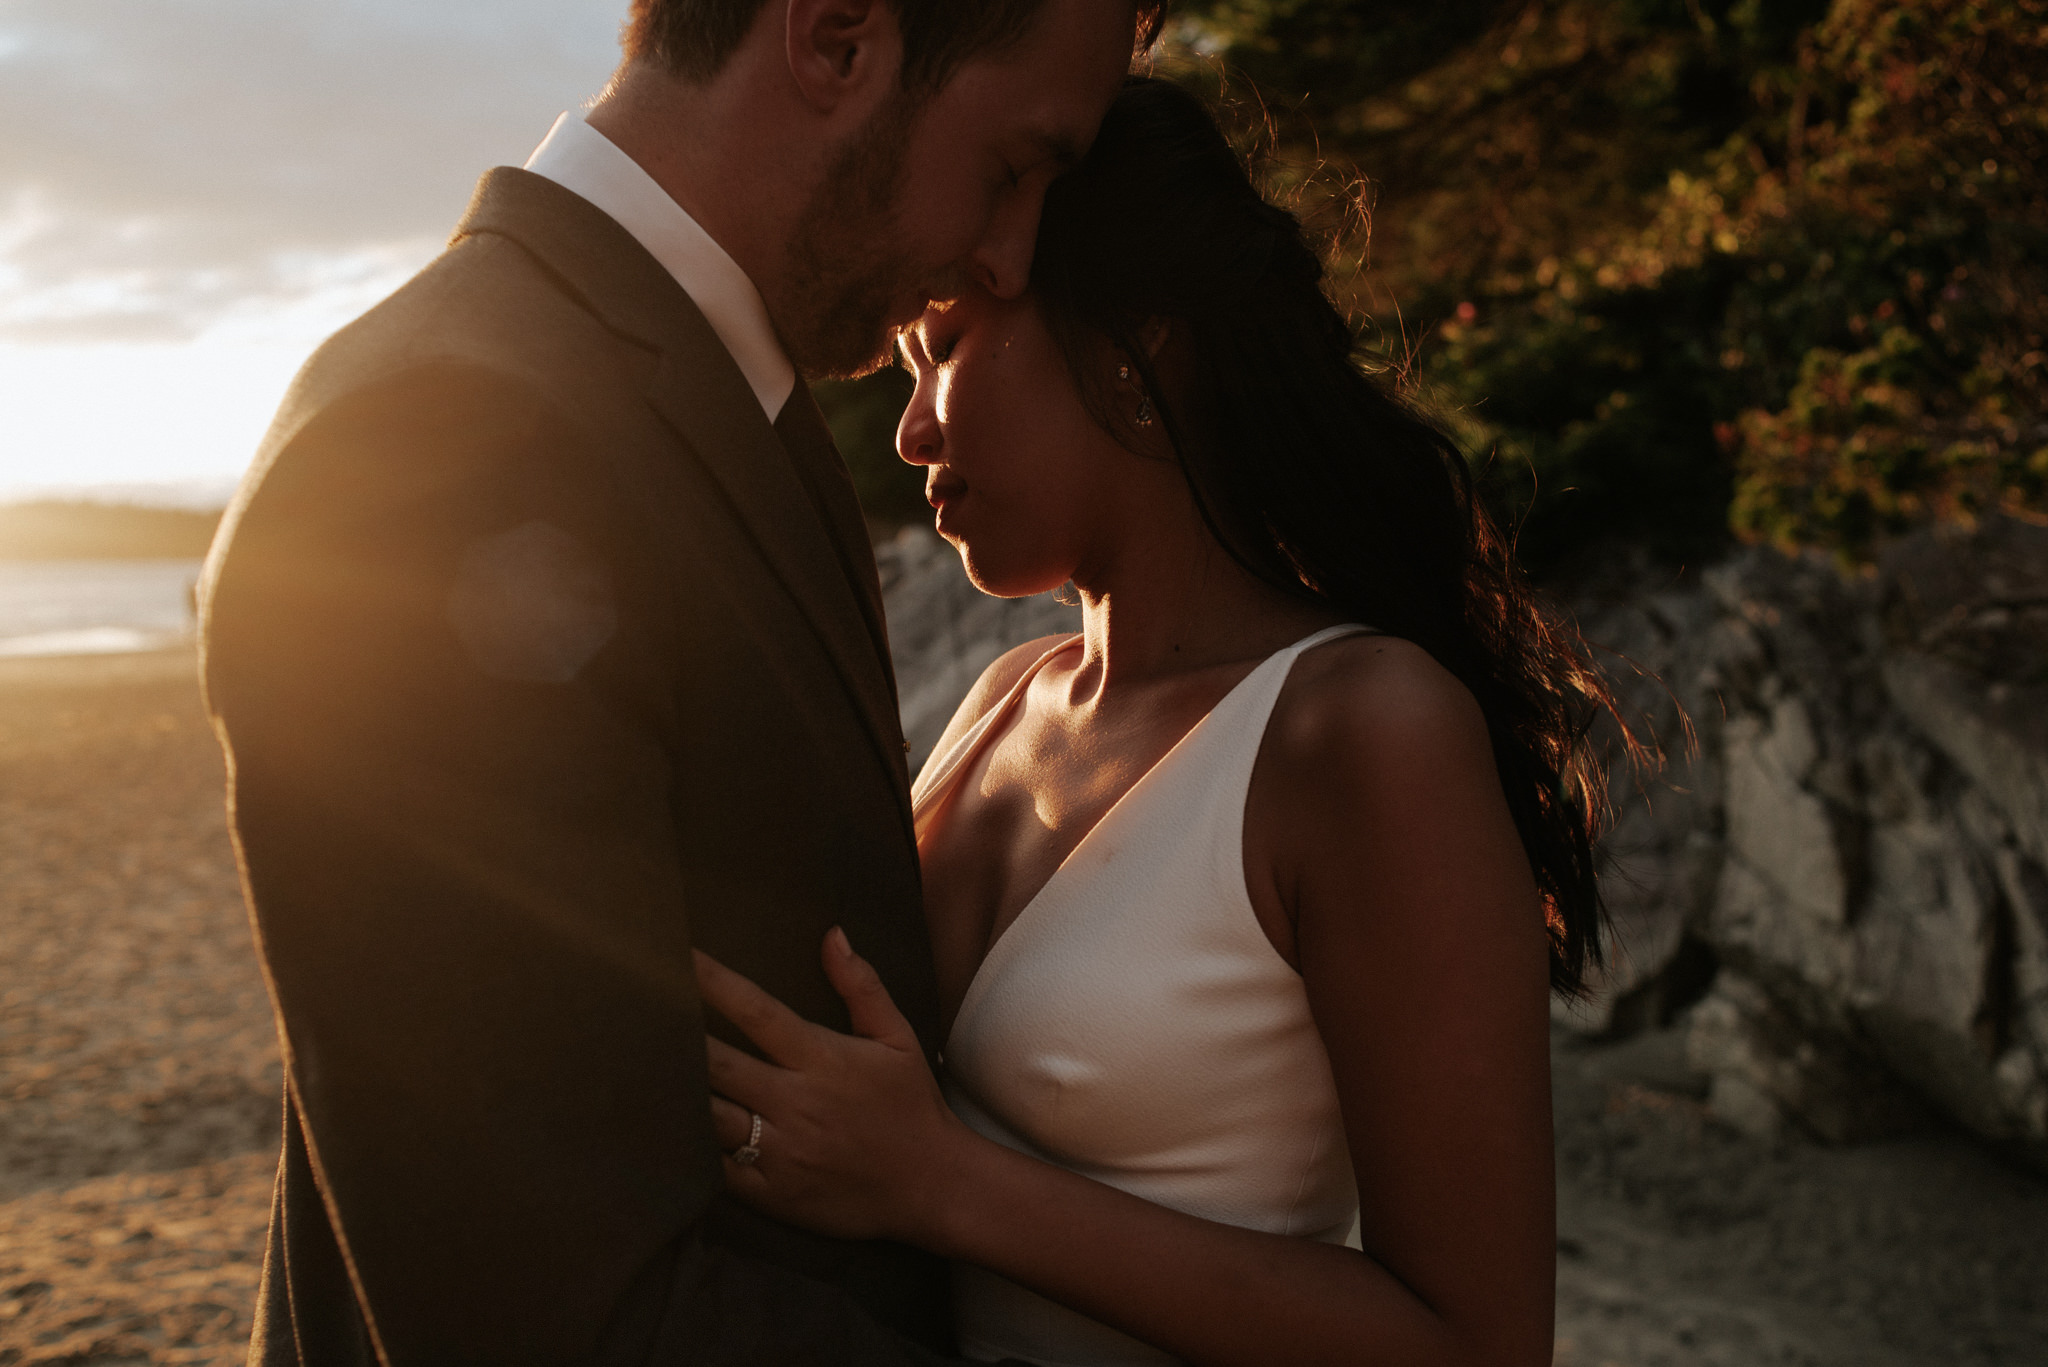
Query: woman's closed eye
[{"left": 905, "top": 326, "right": 958, "bottom": 372}]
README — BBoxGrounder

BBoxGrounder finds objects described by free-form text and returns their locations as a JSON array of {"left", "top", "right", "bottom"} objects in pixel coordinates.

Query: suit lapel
[
  {"left": 452, "top": 169, "right": 910, "bottom": 812},
  {"left": 644, "top": 358, "right": 911, "bottom": 805}
]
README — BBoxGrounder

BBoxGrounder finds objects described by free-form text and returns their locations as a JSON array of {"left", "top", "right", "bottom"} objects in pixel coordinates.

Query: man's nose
[{"left": 968, "top": 190, "right": 1047, "bottom": 300}]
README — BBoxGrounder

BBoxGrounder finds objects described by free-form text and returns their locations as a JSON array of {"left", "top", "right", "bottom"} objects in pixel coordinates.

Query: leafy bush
[
  {"left": 815, "top": 368, "right": 926, "bottom": 531},
  {"left": 1178, "top": 0, "right": 2048, "bottom": 566}
]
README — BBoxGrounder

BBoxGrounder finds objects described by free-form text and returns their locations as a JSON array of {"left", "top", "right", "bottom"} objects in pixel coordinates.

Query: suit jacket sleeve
[{"left": 205, "top": 360, "right": 959, "bottom": 1366}]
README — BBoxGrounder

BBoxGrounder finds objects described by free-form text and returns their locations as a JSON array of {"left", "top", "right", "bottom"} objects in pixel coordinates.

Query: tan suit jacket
[{"left": 203, "top": 167, "right": 961, "bottom": 1366}]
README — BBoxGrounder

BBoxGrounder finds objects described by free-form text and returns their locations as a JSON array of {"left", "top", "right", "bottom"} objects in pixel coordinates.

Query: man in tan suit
[{"left": 200, "top": 3, "right": 1153, "bottom": 1362}]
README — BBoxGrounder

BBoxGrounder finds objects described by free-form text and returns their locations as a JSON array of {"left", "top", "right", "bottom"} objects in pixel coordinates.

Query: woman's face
[{"left": 896, "top": 289, "right": 1131, "bottom": 598}]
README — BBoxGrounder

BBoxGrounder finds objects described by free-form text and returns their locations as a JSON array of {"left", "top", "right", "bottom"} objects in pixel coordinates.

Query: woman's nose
[{"left": 896, "top": 386, "right": 943, "bottom": 466}]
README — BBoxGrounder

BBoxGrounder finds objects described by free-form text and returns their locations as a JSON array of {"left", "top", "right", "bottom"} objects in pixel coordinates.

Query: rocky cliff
[
  {"left": 879, "top": 518, "right": 2048, "bottom": 1171},
  {"left": 876, "top": 526, "right": 1081, "bottom": 769},
  {"left": 1573, "top": 516, "right": 2048, "bottom": 1170}
]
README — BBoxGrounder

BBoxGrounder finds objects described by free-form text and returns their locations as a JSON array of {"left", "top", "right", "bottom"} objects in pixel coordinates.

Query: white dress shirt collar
[{"left": 525, "top": 111, "right": 796, "bottom": 422}]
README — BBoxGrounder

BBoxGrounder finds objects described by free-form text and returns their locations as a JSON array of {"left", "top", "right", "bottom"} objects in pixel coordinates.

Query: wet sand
[{"left": 2, "top": 651, "right": 2043, "bottom": 1364}]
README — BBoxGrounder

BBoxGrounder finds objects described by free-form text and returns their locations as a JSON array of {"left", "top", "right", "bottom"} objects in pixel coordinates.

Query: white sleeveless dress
[{"left": 911, "top": 625, "right": 1369, "bottom": 1367}]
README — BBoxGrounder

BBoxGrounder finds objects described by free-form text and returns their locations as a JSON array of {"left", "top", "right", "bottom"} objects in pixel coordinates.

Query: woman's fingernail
[{"left": 830, "top": 926, "right": 852, "bottom": 957}]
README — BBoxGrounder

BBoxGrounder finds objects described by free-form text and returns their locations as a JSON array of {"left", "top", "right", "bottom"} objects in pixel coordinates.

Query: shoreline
[{"left": 0, "top": 642, "right": 199, "bottom": 687}]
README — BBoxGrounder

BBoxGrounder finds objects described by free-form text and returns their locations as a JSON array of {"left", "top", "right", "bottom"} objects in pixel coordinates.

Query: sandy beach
[
  {"left": 0, "top": 649, "right": 275, "bottom": 1362},
  {"left": 3, "top": 649, "right": 2044, "bottom": 1365}
]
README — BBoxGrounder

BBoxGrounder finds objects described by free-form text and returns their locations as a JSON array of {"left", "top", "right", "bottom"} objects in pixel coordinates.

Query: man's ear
[{"left": 785, "top": 0, "right": 903, "bottom": 114}]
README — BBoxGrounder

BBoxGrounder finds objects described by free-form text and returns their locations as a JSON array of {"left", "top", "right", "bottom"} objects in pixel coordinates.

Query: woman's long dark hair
[{"left": 1032, "top": 76, "right": 1636, "bottom": 998}]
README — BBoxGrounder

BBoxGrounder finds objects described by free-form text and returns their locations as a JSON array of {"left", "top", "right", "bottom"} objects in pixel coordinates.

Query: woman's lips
[
  {"left": 927, "top": 471, "right": 967, "bottom": 511},
  {"left": 927, "top": 471, "right": 968, "bottom": 537}
]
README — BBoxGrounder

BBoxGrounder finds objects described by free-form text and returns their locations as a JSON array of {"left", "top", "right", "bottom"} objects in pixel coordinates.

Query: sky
[{"left": 0, "top": 0, "right": 628, "bottom": 505}]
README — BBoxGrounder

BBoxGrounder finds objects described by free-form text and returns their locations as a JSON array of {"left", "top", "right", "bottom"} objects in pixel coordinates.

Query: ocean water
[{"left": 0, "top": 559, "right": 203, "bottom": 658}]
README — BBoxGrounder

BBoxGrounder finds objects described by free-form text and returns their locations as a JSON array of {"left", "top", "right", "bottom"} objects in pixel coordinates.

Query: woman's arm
[
  {"left": 1257, "top": 638, "right": 1558, "bottom": 1363},
  {"left": 700, "top": 643, "right": 1555, "bottom": 1367}
]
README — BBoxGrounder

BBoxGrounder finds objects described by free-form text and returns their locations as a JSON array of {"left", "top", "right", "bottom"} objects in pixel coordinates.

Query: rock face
[
  {"left": 877, "top": 526, "right": 1079, "bottom": 770},
  {"left": 879, "top": 517, "right": 2048, "bottom": 1169},
  {"left": 1572, "top": 516, "right": 2048, "bottom": 1168}
]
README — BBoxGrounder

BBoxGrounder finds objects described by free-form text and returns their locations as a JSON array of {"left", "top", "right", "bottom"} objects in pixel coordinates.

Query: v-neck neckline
[{"left": 924, "top": 637, "right": 1301, "bottom": 1053}]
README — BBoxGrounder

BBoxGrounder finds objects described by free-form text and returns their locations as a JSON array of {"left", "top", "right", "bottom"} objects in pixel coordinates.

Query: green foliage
[
  {"left": 1721, "top": 0, "right": 2048, "bottom": 555},
  {"left": 815, "top": 368, "right": 926, "bottom": 530},
  {"left": 1175, "top": 0, "right": 2048, "bottom": 565}
]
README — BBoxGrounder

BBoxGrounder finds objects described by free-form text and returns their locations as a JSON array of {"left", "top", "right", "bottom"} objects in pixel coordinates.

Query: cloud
[{"left": 0, "top": 0, "right": 623, "bottom": 342}]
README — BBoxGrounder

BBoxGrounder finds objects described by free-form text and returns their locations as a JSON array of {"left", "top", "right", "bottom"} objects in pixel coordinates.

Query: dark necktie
[{"left": 772, "top": 382, "right": 899, "bottom": 707}]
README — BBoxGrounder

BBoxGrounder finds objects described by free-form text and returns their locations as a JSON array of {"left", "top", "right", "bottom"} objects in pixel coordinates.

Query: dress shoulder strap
[
  {"left": 1290, "top": 623, "right": 1377, "bottom": 654},
  {"left": 911, "top": 634, "right": 1081, "bottom": 817},
  {"left": 1184, "top": 622, "right": 1381, "bottom": 797}
]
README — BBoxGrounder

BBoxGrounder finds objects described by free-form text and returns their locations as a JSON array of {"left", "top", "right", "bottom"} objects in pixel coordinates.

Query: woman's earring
[{"left": 1118, "top": 362, "right": 1154, "bottom": 427}]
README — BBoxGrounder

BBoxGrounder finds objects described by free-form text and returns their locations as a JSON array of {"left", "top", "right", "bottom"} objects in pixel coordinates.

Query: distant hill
[{"left": 0, "top": 501, "right": 223, "bottom": 560}]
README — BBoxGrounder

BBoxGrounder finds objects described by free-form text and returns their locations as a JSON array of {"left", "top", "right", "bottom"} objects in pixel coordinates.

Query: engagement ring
[{"left": 732, "top": 1112, "right": 763, "bottom": 1166}]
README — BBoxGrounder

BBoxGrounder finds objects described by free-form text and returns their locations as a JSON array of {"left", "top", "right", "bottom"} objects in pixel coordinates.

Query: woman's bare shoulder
[
  {"left": 1267, "top": 632, "right": 1491, "bottom": 781},
  {"left": 923, "top": 634, "right": 1076, "bottom": 765},
  {"left": 1251, "top": 627, "right": 1535, "bottom": 955}
]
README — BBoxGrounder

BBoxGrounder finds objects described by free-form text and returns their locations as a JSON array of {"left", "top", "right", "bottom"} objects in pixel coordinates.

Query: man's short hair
[{"left": 623, "top": 0, "right": 1167, "bottom": 90}]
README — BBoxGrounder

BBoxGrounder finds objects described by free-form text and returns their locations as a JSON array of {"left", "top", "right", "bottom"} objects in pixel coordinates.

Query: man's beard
[{"left": 774, "top": 91, "right": 941, "bottom": 380}]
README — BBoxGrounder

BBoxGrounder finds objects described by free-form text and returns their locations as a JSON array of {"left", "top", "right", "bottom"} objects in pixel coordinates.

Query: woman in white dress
[{"left": 695, "top": 77, "right": 1634, "bottom": 1366}]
